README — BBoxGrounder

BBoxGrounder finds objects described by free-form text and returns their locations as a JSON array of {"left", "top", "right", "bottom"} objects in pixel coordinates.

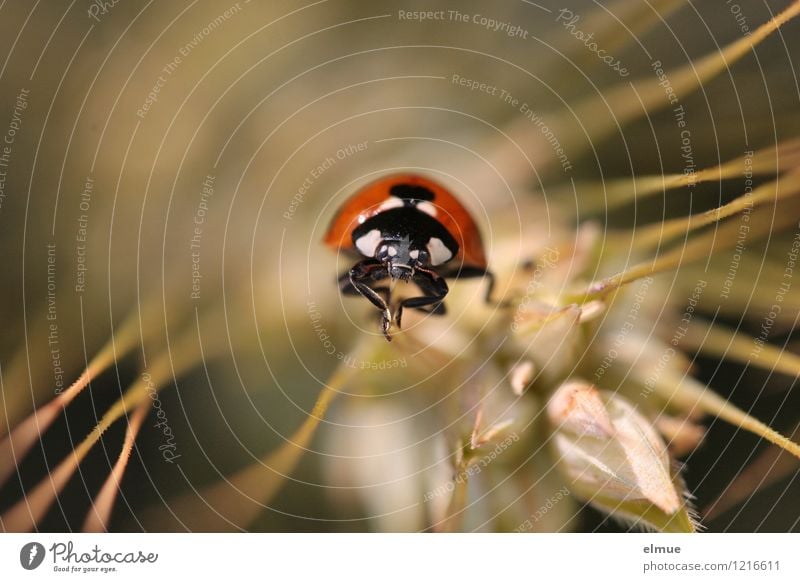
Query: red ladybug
[{"left": 324, "top": 173, "right": 494, "bottom": 340}]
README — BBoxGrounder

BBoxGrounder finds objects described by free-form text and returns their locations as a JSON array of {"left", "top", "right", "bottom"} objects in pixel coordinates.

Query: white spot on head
[
  {"left": 409, "top": 249, "right": 419, "bottom": 260},
  {"left": 377, "top": 197, "right": 404, "bottom": 212},
  {"left": 427, "top": 237, "right": 453, "bottom": 266},
  {"left": 387, "top": 246, "right": 397, "bottom": 257},
  {"left": 355, "top": 229, "right": 382, "bottom": 257},
  {"left": 417, "top": 201, "right": 437, "bottom": 217}
]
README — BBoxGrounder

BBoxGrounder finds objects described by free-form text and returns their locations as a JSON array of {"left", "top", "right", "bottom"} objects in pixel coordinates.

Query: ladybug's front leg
[
  {"left": 338, "top": 268, "right": 390, "bottom": 303},
  {"left": 347, "top": 259, "right": 393, "bottom": 340},
  {"left": 395, "top": 267, "right": 449, "bottom": 330}
]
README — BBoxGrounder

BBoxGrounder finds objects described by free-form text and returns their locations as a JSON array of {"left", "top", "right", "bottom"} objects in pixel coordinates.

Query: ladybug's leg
[
  {"left": 337, "top": 270, "right": 359, "bottom": 294},
  {"left": 395, "top": 267, "right": 449, "bottom": 329},
  {"left": 348, "top": 259, "right": 393, "bottom": 340},
  {"left": 338, "top": 270, "right": 390, "bottom": 303}
]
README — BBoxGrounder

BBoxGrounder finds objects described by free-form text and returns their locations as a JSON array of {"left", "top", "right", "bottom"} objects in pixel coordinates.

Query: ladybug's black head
[{"left": 374, "top": 237, "right": 431, "bottom": 280}]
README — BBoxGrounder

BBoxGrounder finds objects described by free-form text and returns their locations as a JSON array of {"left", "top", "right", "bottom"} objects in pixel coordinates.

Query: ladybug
[{"left": 324, "top": 173, "right": 494, "bottom": 340}]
